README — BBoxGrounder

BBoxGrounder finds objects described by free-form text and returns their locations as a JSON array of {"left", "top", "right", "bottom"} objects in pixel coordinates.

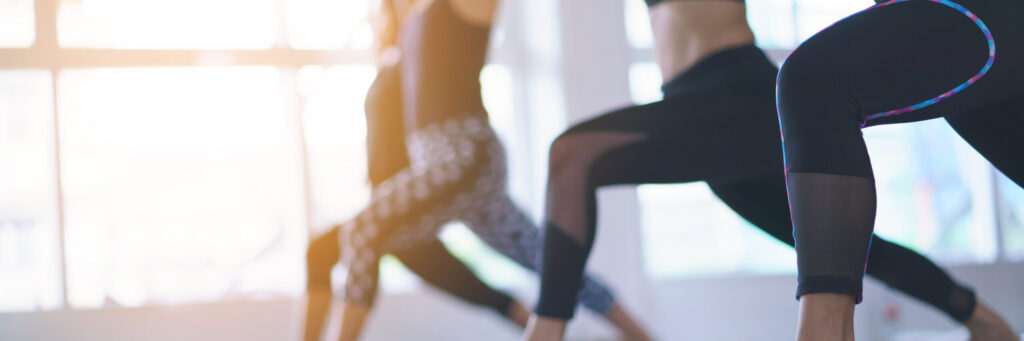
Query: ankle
[
  {"left": 504, "top": 301, "right": 531, "bottom": 328},
  {"left": 523, "top": 315, "right": 568, "bottom": 341},
  {"left": 797, "top": 293, "right": 856, "bottom": 341},
  {"left": 963, "top": 302, "right": 1016, "bottom": 340}
]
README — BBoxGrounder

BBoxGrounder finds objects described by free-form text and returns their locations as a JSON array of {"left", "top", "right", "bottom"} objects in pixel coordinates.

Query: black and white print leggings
[{"left": 338, "top": 115, "right": 616, "bottom": 314}]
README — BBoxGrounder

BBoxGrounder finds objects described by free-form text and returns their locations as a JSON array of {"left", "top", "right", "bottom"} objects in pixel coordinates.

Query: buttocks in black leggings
[
  {"left": 536, "top": 45, "right": 979, "bottom": 322},
  {"left": 777, "top": 0, "right": 1024, "bottom": 304}
]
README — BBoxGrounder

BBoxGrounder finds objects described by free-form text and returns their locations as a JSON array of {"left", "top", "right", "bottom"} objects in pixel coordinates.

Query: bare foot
[
  {"left": 796, "top": 293, "right": 856, "bottom": 341},
  {"left": 603, "top": 303, "right": 653, "bottom": 341},
  {"left": 617, "top": 333, "right": 652, "bottom": 341},
  {"left": 522, "top": 315, "right": 568, "bottom": 341},
  {"left": 965, "top": 302, "right": 1017, "bottom": 341}
]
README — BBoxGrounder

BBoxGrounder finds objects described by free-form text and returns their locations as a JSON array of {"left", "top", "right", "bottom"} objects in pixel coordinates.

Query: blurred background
[{"left": 0, "top": 0, "right": 1022, "bottom": 340}]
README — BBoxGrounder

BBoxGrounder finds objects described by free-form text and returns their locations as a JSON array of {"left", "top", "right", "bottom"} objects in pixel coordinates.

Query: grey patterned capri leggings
[{"left": 338, "top": 115, "right": 616, "bottom": 314}]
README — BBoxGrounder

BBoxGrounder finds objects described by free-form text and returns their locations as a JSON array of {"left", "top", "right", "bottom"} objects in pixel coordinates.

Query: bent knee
[
  {"left": 547, "top": 133, "right": 591, "bottom": 180},
  {"left": 548, "top": 130, "right": 643, "bottom": 182}
]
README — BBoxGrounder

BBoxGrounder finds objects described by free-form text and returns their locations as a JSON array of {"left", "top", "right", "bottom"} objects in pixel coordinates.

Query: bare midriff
[{"left": 649, "top": 1, "right": 755, "bottom": 82}]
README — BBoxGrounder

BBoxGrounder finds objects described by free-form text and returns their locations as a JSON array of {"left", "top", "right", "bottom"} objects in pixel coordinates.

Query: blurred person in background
[{"left": 298, "top": 2, "right": 532, "bottom": 340}]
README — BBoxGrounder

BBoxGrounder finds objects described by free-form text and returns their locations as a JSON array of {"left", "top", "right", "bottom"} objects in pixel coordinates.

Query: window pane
[
  {"left": 480, "top": 64, "right": 527, "bottom": 203},
  {"left": 58, "top": 0, "right": 276, "bottom": 49},
  {"left": 0, "top": 0, "right": 35, "bottom": 47},
  {"left": 998, "top": 173, "right": 1024, "bottom": 261},
  {"left": 624, "top": 0, "right": 653, "bottom": 49},
  {"left": 638, "top": 183, "right": 797, "bottom": 279},
  {"left": 58, "top": 67, "right": 306, "bottom": 308},
  {"left": 286, "top": 0, "right": 372, "bottom": 50},
  {"left": 748, "top": 0, "right": 796, "bottom": 49},
  {"left": 297, "top": 65, "right": 374, "bottom": 232},
  {"left": 794, "top": 0, "right": 873, "bottom": 43},
  {"left": 865, "top": 121, "right": 998, "bottom": 264},
  {"left": 0, "top": 70, "right": 62, "bottom": 312},
  {"left": 628, "top": 62, "right": 662, "bottom": 105}
]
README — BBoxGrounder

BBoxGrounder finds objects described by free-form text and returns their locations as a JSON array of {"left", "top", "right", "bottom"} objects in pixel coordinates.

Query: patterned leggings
[{"left": 338, "top": 115, "right": 616, "bottom": 314}]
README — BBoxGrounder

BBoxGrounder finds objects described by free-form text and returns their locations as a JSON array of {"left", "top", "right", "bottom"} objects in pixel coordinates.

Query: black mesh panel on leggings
[{"left": 787, "top": 173, "right": 877, "bottom": 302}]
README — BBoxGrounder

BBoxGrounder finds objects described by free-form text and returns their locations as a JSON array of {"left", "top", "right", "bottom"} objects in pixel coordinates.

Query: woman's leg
[
  {"left": 390, "top": 239, "right": 520, "bottom": 324},
  {"left": 945, "top": 95, "right": 1024, "bottom": 188},
  {"left": 527, "top": 45, "right": 779, "bottom": 341},
  {"left": 435, "top": 130, "right": 650, "bottom": 338},
  {"left": 461, "top": 193, "right": 651, "bottom": 338},
  {"left": 335, "top": 117, "right": 495, "bottom": 341},
  {"left": 533, "top": 44, "right": 780, "bottom": 323},
  {"left": 303, "top": 227, "right": 521, "bottom": 340},
  {"left": 777, "top": 1, "right": 1024, "bottom": 339},
  {"left": 943, "top": 95, "right": 1024, "bottom": 339}
]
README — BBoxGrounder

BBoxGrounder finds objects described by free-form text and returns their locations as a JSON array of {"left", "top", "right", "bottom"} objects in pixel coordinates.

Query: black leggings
[
  {"left": 777, "top": 0, "right": 1024, "bottom": 304},
  {"left": 306, "top": 226, "right": 514, "bottom": 316},
  {"left": 537, "top": 44, "right": 979, "bottom": 322}
]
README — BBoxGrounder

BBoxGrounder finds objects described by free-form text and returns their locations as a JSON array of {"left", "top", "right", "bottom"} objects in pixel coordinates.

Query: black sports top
[
  {"left": 646, "top": 0, "right": 744, "bottom": 7},
  {"left": 397, "top": 0, "right": 491, "bottom": 130},
  {"left": 364, "top": 63, "right": 411, "bottom": 186}
]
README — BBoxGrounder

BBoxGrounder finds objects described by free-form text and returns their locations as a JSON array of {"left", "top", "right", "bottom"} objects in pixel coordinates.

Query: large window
[
  {"left": 623, "top": 0, "right": 1022, "bottom": 279},
  {"left": 0, "top": 0, "right": 536, "bottom": 312},
  {"left": 57, "top": 67, "right": 307, "bottom": 308}
]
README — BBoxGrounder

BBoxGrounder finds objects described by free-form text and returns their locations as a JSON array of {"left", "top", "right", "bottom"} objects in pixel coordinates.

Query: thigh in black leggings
[{"left": 777, "top": 0, "right": 1024, "bottom": 302}]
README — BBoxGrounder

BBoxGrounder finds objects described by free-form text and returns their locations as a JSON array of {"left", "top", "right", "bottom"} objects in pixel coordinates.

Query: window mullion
[
  {"left": 33, "top": 0, "right": 58, "bottom": 49},
  {"left": 49, "top": 69, "right": 69, "bottom": 310},
  {"left": 35, "top": 0, "right": 67, "bottom": 310}
]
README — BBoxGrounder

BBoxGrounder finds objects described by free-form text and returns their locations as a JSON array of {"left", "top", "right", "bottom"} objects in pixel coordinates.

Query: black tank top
[
  {"left": 364, "top": 64, "right": 410, "bottom": 186},
  {"left": 397, "top": 0, "right": 491, "bottom": 130}
]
